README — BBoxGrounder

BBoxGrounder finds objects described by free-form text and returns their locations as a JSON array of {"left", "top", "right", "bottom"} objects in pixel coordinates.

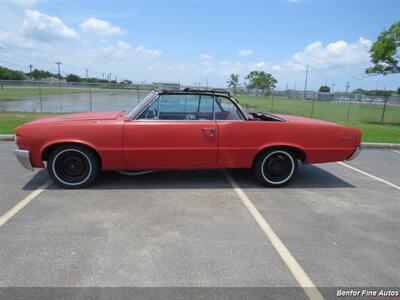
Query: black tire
[
  {"left": 253, "top": 148, "right": 298, "bottom": 187},
  {"left": 47, "top": 145, "right": 100, "bottom": 189}
]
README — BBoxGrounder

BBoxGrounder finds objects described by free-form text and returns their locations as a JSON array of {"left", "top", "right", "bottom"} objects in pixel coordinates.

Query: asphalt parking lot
[{"left": 0, "top": 142, "right": 399, "bottom": 299}]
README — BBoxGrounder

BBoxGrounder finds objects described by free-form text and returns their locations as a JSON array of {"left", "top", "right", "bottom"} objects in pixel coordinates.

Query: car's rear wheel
[
  {"left": 253, "top": 148, "right": 298, "bottom": 187},
  {"left": 47, "top": 145, "right": 100, "bottom": 189}
]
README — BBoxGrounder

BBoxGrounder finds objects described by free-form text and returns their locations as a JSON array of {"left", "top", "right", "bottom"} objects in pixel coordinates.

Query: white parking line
[
  {"left": 338, "top": 162, "right": 400, "bottom": 191},
  {"left": 0, "top": 180, "right": 51, "bottom": 227},
  {"left": 392, "top": 150, "right": 400, "bottom": 154},
  {"left": 224, "top": 171, "right": 324, "bottom": 300}
]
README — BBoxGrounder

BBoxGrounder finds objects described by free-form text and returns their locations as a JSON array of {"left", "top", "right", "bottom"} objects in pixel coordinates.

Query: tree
[
  {"left": 29, "top": 69, "right": 57, "bottom": 80},
  {"left": 245, "top": 71, "right": 277, "bottom": 96},
  {"left": 66, "top": 74, "right": 82, "bottom": 82},
  {"left": 319, "top": 85, "right": 330, "bottom": 92},
  {"left": 353, "top": 88, "right": 392, "bottom": 97},
  {"left": 0, "top": 66, "right": 26, "bottom": 80},
  {"left": 227, "top": 73, "right": 239, "bottom": 93},
  {"left": 366, "top": 21, "right": 400, "bottom": 75}
]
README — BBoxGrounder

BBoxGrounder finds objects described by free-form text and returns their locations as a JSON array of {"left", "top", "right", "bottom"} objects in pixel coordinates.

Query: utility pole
[
  {"left": 345, "top": 82, "right": 350, "bottom": 94},
  {"left": 102, "top": 73, "right": 105, "bottom": 80},
  {"left": 85, "top": 68, "right": 89, "bottom": 81},
  {"left": 331, "top": 82, "right": 335, "bottom": 92},
  {"left": 55, "top": 62, "right": 62, "bottom": 82},
  {"left": 346, "top": 82, "right": 351, "bottom": 122},
  {"left": 303, "top": 64, "right": 309, "bottom": 99},
  {"left": 29, "top": 64, "right": 33, "bottom": 73}
]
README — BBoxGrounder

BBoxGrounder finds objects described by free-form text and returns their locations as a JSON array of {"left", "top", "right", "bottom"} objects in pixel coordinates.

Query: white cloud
[
  {"left": 287, "top": 37, "right": 372, "bottom": 71},
  {"left": 116, "top": 40, "right": 131, "bottom": 50},
  {"left": 80, "top": 17, "right": 123, "bottom": 35},
  {"left": 252, "top": 61, "right": 265, "bottom": 70},
  {"left": 219, "top": 60, "right": 231, "bottom": 65},
  {"left": 272, "top": 65, "right": 281, "bottom": 71},
  {"left": 198, "top": 53, "right": 212, "bottom": 61},
  {"left": 288, "top": 0, "right": 300, "bottom": 3},
  {"left": 239, "top": 49, "right": 253, "bottom": 56},
  {"left": 101, "top": 41, "right": 161, "bottom": 58},
  {"left": 134, "top": 45, "right": 162, "bottom": 57},
  {"left": 22, "top": 9, "right": 78, "bottom": 42}
]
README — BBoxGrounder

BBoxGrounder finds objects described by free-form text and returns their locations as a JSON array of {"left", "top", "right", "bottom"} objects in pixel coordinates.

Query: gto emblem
[{"left": 339, "top": 136, "right": 355, "bottom": 140}]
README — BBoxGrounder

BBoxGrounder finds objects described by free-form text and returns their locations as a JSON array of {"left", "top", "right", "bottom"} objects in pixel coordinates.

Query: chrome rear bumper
[
  {"left": 347, "top": 146, "right": 362, "bottom": 161},
  {"left": 13, "top": 149, "right": 33, "bottom": 171}
]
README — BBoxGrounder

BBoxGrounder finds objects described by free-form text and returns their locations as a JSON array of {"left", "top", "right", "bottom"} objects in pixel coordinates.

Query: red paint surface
[{"left": 15, "top": 111, "right": 361, "bottom": 170}]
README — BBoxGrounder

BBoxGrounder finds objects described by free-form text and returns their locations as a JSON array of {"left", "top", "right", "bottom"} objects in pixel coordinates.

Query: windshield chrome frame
[{"left": 127, "top": 90, "right": 158, "bottom": 120}]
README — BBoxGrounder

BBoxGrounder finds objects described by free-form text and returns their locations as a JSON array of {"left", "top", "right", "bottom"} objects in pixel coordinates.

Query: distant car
[{"left": 14, "top": 88, "right": 361, "bottom": 188}]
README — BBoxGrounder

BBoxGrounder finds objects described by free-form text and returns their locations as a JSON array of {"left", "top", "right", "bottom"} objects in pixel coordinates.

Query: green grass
[
  {"left": 0, "top": 87, "right": 87, "bottom": 100},
  {"left": 237, "top": 95, "right": 400, "bottom": 124},
  {"left": 0, "top": 112, "right": 55, "bottom": 134},
  {"left": 1, "top": 111, "right": 399, "bottom": 143},
  {"left": 338, "top": 122, "right": 400, "bottom": 143},
  {"left": 0, "top": 87, "right": 147, "bottom": 101}
]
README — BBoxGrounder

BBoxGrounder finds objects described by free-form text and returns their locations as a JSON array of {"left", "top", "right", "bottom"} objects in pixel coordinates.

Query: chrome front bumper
[
  {"left": 13, "top": 149, "right": 33, "bottom": 171},
  {"left": 347, "top": 146, "right": 362, "bottom": 161}
]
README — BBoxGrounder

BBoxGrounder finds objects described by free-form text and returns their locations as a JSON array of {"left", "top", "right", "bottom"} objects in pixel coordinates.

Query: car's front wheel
[
  {"left": 253, "top": 148, "right": 298, "bottom": 187},
  {"left": 47, "top": 145, "right": 100, "bottom": 189}
]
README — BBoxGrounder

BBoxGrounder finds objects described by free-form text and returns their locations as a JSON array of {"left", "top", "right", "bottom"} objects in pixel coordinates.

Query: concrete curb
[
  {"left": 362, "top": 142, "right": 400, "bottom": 149},
  {"left": 1, "top": 134, "right": 399, "bottom": 149},
  {"left": 0, "top": 135, "right": 14, "bottom": 141}
]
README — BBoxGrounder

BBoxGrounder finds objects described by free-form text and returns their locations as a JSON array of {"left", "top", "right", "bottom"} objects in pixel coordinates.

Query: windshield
[{"left": 126, "top": 90, "right": 157, "bottom": 119}]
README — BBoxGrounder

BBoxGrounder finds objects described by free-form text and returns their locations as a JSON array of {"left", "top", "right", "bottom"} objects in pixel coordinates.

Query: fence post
[
  {"left": 269, "top": 90, "right": 274, "bottom": 113},
  {"left": 310, "top": 97, "right": 315, "bottom": 118},
  {"left": 89, "top": 86, "right": 92, "bottom": 112},
  {"left": 39, "top": 81, "right": 43, "bottom": 113},
  {"left": 59, "top": 82, "right": 63, "bottom": 113},
  {"left": 380, "top": 95, "right": 389, "bottom": 123},
  {"left": 270, "top": 94, "right": 275, "bottom": 113},
  {"left": 346, "top": 94, "right": 352, "bottom": 122}
]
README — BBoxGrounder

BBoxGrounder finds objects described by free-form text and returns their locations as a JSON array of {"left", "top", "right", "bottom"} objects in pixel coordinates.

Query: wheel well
[
  {"left": 41, "top": 142, "right": 102, "bottom": 167},
  {"left": 253, "top": 146, "right": 306, "bottom": 165}
]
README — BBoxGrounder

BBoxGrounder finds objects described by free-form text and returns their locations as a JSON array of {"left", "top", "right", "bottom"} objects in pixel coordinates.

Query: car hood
[{"left": 27, "top": 111, "right": 122, "bottom": 124}]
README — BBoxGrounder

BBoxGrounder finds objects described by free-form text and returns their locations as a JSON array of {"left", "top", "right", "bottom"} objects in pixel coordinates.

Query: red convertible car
[{"left": 14, "top": 88, "right": 361, "bottom": 188}]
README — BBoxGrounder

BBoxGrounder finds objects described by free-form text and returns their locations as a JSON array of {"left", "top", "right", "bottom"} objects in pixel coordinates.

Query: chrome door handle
[{"left": 202, "top": 128, "right": 216, "bottom": 136}]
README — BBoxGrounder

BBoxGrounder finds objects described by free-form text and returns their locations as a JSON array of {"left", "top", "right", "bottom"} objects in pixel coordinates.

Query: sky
[{"left": 0, "top": 0, "right": 399, "bottom": 91}]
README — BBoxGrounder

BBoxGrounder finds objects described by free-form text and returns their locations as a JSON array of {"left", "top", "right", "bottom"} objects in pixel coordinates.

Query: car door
[
  {"left": 123, "top": 94, "right": 218, "bottom": 168},
  {"left": 214, "top": 96, "right": 256, "bottom": 168}
]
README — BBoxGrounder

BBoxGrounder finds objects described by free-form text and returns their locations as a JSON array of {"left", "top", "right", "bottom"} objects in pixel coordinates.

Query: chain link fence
[
  {"left": 232, "top": 88, "right": 400, "bottom": 124},
  {"left": 0, "top": 80, "right": 152, "bottom": 113},
  {"left": 0, "top": 80, "right": 399, "bottom": 124}
]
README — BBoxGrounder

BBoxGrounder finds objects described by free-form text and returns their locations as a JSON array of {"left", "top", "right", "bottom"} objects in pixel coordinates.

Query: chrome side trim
[
  {"left": 13, "top": 149, "right": 34, "bottom": 171},
  {"left": 347, "top": 146, "right": 362, "bottom": 161}
]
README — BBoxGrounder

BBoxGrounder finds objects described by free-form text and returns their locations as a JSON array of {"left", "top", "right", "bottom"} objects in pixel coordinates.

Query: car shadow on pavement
[
  {"left": 229, "top": 164, "right": 354, "bottom": 189},
  {"left": 22, "top": 164, "right": 353, "bottom": 190}
]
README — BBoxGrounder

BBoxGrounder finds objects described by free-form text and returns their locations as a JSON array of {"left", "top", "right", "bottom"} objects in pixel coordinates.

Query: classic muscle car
[{"left": 14, "top": 88, "right": 361, "bottom": 188}]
